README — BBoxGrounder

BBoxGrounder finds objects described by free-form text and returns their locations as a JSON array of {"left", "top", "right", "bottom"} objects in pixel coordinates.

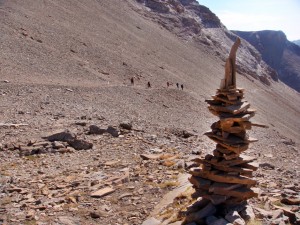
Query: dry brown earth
[{"left": 0, "top": 0, "right": 299, "bottom": 224}]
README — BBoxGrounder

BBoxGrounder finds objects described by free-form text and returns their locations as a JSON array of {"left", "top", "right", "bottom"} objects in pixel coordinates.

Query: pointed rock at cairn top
[{"left": 220, "top": 37, "right": 241, "bottom": 90}]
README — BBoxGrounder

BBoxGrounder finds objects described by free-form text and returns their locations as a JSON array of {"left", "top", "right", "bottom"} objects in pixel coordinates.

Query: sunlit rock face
[{"left": 134, "top": 0, "right": 278, "bottom": 85}]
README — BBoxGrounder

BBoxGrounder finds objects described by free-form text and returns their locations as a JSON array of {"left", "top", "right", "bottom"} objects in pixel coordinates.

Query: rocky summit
[{"left": 0, "top": 0, "right": 299, "bottom": 225}]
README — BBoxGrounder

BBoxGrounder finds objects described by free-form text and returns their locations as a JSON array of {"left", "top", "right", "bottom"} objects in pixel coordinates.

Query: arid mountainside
[
  {"left": 1, "top": 0, "right": 298, "bottom": 139},
  {"left": 133, "top": 0, "right": 278, "bottom": 85},
  {"left": 233, "top": 30, "right": 300, "bottom": 92},
  {"left": 0, "top": 0, "right": 300, "bottom": 224}
]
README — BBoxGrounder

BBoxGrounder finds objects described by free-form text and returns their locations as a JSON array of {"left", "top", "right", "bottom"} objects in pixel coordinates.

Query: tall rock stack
[{"left": 184, "top": 38, "right": 265, "bottom": 224}]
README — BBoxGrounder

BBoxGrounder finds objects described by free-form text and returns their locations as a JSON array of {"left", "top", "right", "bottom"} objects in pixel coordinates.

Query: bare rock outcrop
[{"left": 133, "top": 0, "right": 278, "bottom": 85}]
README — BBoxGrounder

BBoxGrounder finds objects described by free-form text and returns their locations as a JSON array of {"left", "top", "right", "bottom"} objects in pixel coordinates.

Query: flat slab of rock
[
  {"left": 91, "top": 187, "right": 115, "bottom": 198},
  {"left": 209, "top": 137, "right": 249, "bottom": 154},
  {"left": 151, "top": 174, "right": 191, "bottom": 218},
  {"left": 212, "top": 165, "right": 253, "bottom": 177},
  {"left": 140, "top": 154, "right": 161, "bottom": 160},
  {"left": 190, "top": 169, "right": 256, "bottom": 185},
  {"left": 205, "top": 132, "right": 257, "bottom": 145},
  {"left": 220, "top": 111, "right": 255, "bottom": 121},
  {"left": 213, "top": 186, "right": 258, "bottom": 199},
  {"left": 240, "top": 162, "right": 259, "bottom": 171},
  {"left": 141, "top": 217, "right": 161, "bottom": 225},
  {"left": 219, "top": 155, "right": 256, "bottom": 167},
  {"left": 208, "top": 101, "right": 250, "bottom": 115},
  {"left": 189, "top": 176, "right": 211, "bottom": 190}
]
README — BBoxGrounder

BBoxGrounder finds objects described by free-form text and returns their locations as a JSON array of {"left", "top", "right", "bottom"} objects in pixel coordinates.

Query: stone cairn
[{"left": 184, "top": 38, "right": 267, "bottom": 224}]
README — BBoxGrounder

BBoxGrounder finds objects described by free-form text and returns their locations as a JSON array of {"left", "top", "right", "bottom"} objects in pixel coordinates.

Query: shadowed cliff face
[
  {"left": 133, "top": 0, "right": 278, "bottom": 86},
  {"left": 233, "top": 30, "right": 286, "bottom": 71},
  {"left": 233, "top": 30, "right": 300, "bottom": 92}
]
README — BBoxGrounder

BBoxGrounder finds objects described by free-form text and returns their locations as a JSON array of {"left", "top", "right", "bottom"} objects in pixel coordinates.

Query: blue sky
[{"left": 197, "top": 0, "right": 300, "bottom": 41}]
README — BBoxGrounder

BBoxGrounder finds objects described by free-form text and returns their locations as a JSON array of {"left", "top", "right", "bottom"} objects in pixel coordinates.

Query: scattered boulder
[
  {"left": 90, "top": 210, "right": 108, "bottom": 218},
  {"left": 282, "top": 139, "right": 295, "bottom": 146},
  {"left": 259, "top": 162, "right": 275, "bottom": 170},
  {"left": 68, "top": 139, "right": 93, "bottom": 150},
  {"left": 106, "top": 126, "right": 119, "bottom": 137},
  {"left": 19, "top": 146, "right": 44, "bottom": 156},
  {"left": 89, "top": 125, "right": 106, "bottom": 135},
  {"left": 75, "top": 121, "right": 87, "bottom": 126},
  {"left": 44, "top": 130, "right": 76, "bottom": 142},
  {"left": 90, "top": 211, "right": 101, "bottom": 219},
  {"left": 169, "top": 128, "right": 195, "bottom": 138},
  {"left": 119, "top": 121, "right": 133, "bottom": 130}
]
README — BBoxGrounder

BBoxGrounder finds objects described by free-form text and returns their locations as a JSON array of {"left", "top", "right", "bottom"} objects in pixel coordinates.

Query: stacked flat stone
[
  {"left": 184, "top": 38, "right": 266, "bottom": 224},
  {"left": 189, "top": 87, "right": 259, "bottom": 206}
]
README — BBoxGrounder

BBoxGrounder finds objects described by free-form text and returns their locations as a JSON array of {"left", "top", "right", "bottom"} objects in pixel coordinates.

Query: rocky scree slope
[
  {"left": 0, "top": 0, "right": 299, "bottom": 146},
  {"left": 0, "top": 0, "right": 299, "bottom": 148},
  {"left": 132, "top": 0, "right": 278, "bottom": 85},
  {"left": 233, "top": 30, "right": 300, "bottom": 92},
  {"left": 0, "top": 0, "right": 300, "bottom": 224}
]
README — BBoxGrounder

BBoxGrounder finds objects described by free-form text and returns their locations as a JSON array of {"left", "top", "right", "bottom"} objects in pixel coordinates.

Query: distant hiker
[
  {"left": 147, "top": 81, "right": 151, "bottom": 88},
  {"left": 130, "top": 77, "right": 134, "bottom": 85},
  {"left": 181, "top": 84, "right": 183, "bottom": 90},
  {"left": 167, "top": 82, "right": 170, "bottom": 87},
  {"left": 176, "top": 83, "right": 179, "bottom": 88}
]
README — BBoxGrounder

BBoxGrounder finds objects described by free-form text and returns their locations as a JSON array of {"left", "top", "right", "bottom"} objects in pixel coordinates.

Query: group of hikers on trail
[{"left": 130, "top": 77, "right": 184, "bottom": 90}]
